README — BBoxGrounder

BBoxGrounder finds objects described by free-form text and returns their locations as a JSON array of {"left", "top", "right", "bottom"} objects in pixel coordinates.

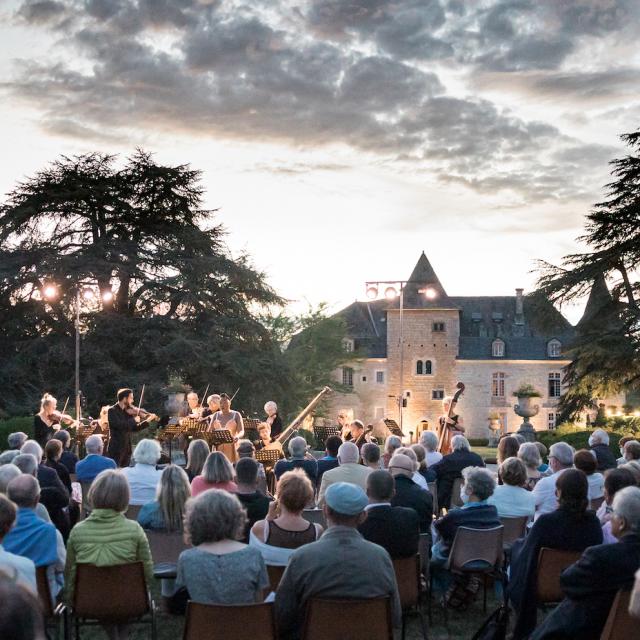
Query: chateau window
[
  {"left": 416, "top": 360, "right": 433, "bottom": 376},
  {"left": 492, "top": 339, "right": 505, "bottom": 358},
  {"left": 416, "top": 360, "right": 423, "bottom": 375},
  {"left": 342, "top": 338, "right": 354, "bottom": 353},
  {"left": 342, "top": 367, "right": 353, "bottom": 387},
  {"left": 376, "top": 371, "right": 385, "bottom": 384},
  {"left": 432, "top": 389, "right": 445, "bottom": 400},
  {"left": 492, "top": 372, "right": 505, "bottom": 397},
  {"left": 548, "top": 412, "right": 558, "bottom": 430},
  {"left": 361, "top": 376, "right": 367, "bottom": 383},
  {"left": 548, "top": 372, "right": 561, "bottom": 398},
  {"left": 432, "top": 322, "right": 445, "bottom": 332},
  {"left": 547, "top": 339, "right": 561, "bottom": 358}
]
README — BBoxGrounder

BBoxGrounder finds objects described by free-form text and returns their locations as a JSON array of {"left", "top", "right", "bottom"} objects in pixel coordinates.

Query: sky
[{"left": 1, "top": 0, "right": 639, "bottom": 324}]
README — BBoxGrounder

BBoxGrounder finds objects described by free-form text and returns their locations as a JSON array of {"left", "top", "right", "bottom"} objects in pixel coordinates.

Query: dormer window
[
  {"left": 342, "top": 338, "right": 354, "bottom": 353},
  {"left": 548, "top": 339, "right": 561, "bottom": 358},
  {"left": 492, "top": 339, "right": 505, "bottom": 358}
]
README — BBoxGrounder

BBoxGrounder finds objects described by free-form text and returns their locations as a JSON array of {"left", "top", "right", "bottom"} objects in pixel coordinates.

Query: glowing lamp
[
  {"left": 366, "top": 286, "right": 378, "bottom": 300},
  {"left": 82, "top": 288, "right": 94, "bottom": 301},
  {"left": 424, "top": 287, "right": 437, "bottom": 300},
  {"left": 102, "top": 290, "right": 114, "bottom": 303},
  {"left": 384, "top": 286, "right": 398, "bottom": 300},
  {"left": 43, "top": 284, "right": 58, "bottom": 300}
]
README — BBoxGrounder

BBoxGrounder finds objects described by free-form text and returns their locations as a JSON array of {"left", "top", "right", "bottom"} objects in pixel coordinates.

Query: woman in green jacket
[{"left": 65, "top": 469, "right": 154, "bottom": 640}]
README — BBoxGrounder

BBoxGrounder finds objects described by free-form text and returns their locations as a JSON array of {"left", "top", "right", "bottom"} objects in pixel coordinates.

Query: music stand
[
  {"left": 256, "top": 448, "right": 281, "bottom": 468},
  {"left": 384, "top": 418, "right": 404, "bottom": 437},
  {"left": 159, "top": 421, "right": 182, "bottom": 461},
  {"left": 209, "top": 429, "right": 234, "bottom": 449},
  {"left": 313, "top": 425, "right": 340, "bottom": 449}
]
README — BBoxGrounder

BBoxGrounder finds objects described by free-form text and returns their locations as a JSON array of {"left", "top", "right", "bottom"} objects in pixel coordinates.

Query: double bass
[{"left": 437, "top": 382, "right": 465, "bottom": 455}]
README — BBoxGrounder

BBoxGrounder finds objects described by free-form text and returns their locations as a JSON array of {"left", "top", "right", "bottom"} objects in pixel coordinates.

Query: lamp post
[{"left": 365, "top": 280, "right": 437, "bottom": 433}]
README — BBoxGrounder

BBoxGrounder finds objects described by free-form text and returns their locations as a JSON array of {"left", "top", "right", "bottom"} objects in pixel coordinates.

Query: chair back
[
  {"left": 302, "top": 508, "right": 326, "bottom": 528},
  {"left": 393, "top": 555, "right": 421, "bottom": 610},
  {"left": 73, "top": 562, "right": 149, "bottom": 621},
  {"left": 535, "top": 548, "right": 582, "bottom": 604},
  {"left": 600, "top": 590, "right": 632, "bottom": 640},
  {"left": 447, "top": 526, "right": 504, "bottom": 573},
  {"left": 145, "top": 530, "right": 188, "bottom": 566},
  {"left": 500, "top": 516, "right": 529, "bottom": 545},
  {"left": 266, "top": 565, "right": 285, "bottom": 591},
  {"left": 183, "top": 601, "right": 276, "bottom": 640},
  {"left": 80, "top": 480, "right": 93, "bottom": 517},
  {"left": 427, "top": 482, "right": 438, "bottom": 516},
  {"left": 450, "top": 477, "right": 464, "bottom": 508},
  {"left": 36, "top": 565, "right": 54, "bottom": 618},
  {"left": 126, "top": 504, "right": 142, "bottom": 520},
  {"left": 590, "top": 496, "right": 605, "bottom": 512},
  {"left": 302, "top": 597, "right": 393, "bottom": 640}
]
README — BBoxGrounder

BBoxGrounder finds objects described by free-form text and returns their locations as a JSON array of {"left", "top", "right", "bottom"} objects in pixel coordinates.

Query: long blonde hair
[{"left": 157, "top": 465, "right": 191, "bottom": 532}]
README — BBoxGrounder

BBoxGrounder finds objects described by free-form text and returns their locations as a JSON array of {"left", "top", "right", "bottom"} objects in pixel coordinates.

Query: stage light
[
  {"left": 384, "top": 286, "right": 398, "bottom": 300},
  {"left": 43, "top": 284, "right": 58, "bottom": 300},
  {"left": 423, "top": 287, "right": 437, "bottom": 300},
  {"left": 366, "top": 286, "right": 379, "bottom": 300},
  {"left": 102, "top": 290, "right": 113, "bottom": 303},
  {"left": 82, "top": 288, "right": 94, "bottom": 301}
]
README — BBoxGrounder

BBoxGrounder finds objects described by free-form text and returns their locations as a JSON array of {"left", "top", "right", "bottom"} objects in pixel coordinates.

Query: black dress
[
  {"left": 269, "top": 413, "right": 283, "bottom": 439},
  {"left": 34, "top": 415, "right": 55, "bottom": 448},
  {"left": 106, "top": 404, "right": 148, "bottom": 467}
]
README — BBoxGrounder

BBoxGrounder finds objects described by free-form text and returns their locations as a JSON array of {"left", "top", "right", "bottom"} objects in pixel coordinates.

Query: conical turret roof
[
  {"left": 577, "top": 274, "right": 613, "bottom": 329},
  {"left": 398, "top": 252, "right": 457, "bottom": 309}
]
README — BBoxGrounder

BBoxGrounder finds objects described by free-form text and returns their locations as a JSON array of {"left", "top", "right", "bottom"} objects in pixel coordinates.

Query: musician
[
  {"left": 437, "top": 396, "right": 465, "bottom": 456},
  {"left": 337, "top": 412, "right": 351, "bottom": 440},
  {"left": 34, "top": 394, "right": 75, "bottom": 448},
  {"left": 106, "top": 388, "right": 154, "bottom": 468},
  {"left": 183, "top": 392, "right": 202, "bottom": 418},
  {"left": 202, "top": 394, "right": 221, "bottom": 419},
  {"left": 349, "top": 420, "right": 369, "bottom": 451},
  {"left": 264, "top": 401, "right": 283, "bottom": 440},
  {"left": 253, "top": 422, "right": 272, "bottom": 452},
  {"left": 209, "top": 393, "right": 244, "bottom": 463}
]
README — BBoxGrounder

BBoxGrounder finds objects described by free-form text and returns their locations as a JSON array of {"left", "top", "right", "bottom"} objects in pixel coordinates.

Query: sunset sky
[{"left": 1, "top": 0, "right": 639, "bottom": 323}]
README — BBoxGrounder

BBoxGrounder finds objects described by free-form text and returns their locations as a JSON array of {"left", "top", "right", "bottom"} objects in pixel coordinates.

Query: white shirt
[
  {"left": 425, "top": 451, "right": 443, "bottom": 467},
  {"left": 488, "top": 484, "right": 536, "bottom": 518},
  {"left": 587, "top": 472, "right": 605, "bottom": 500},
  {"left": 0, "top": 544, "right": 37, "bottom": 594},
  {"left": 122, "top": 463, "right": 162, "bottom": 505},
  {"left": 412, "top": 471, "right": 429, "bottom": 491},
  {"left": 532, "top": 468, "right": 568, "bottom": 519}
]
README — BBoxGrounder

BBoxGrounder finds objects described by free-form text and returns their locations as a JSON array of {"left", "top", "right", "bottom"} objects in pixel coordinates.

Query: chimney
[{"left": 515, "top": 288, "right": 524, "bottom": 325}]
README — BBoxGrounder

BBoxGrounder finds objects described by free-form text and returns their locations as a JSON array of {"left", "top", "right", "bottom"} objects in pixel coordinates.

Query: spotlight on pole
[
  {"left": 102, "top": 290, "right": 113, "bottom": 303},
  {"left": 82, "top": 288, "right": 94, "bottom": 301},
  {"left": 384, "top": 286, "right": 398, "bottom": 301},
  {"left": 366, "top": 285, "right": 379, "bottom": 300},
  {"left": 43, "top": 284, "right": 58, "bottom": 300},
  {"left": 423, "top": 287, "right": 437, "bottom": 300}
]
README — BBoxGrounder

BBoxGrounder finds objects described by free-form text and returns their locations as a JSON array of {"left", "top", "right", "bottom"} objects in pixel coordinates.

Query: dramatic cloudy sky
[{"left": 1, "top": 0, "right": 639, "bottom": 322}]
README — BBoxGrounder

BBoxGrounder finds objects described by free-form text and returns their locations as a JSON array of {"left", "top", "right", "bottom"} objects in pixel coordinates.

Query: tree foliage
[{"left": 536, "top": 130, "right": 640, "bottom": 419}]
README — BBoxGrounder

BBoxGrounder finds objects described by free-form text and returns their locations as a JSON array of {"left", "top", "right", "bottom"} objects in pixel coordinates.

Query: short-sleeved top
[
  {"left": 211, "top": 410, "right": 244, "bottom": 434},
  {"left": 175, "top": 546, "right": 268, "bottom": 605}
]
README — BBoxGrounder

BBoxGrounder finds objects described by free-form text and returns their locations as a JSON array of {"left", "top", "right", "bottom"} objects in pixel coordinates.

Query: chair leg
[
  {"left": 74, "top": 617, "right": 80, "bottom": 640},
  {"left": 483, "top": 574, "right": 488, "bottom": 613}
]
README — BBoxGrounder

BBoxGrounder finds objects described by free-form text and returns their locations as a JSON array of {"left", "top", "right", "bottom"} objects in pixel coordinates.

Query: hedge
[
  {"left": 536, "top": 429, "right": 623, "bottom": 459},
  {"left": 0, "top": 416, "right": 34, "bottom": 448}
]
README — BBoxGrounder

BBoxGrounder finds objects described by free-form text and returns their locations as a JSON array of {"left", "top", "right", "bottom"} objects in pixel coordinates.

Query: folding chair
[
  {"left": 69, "top": 562, "right": 157, "bottom": 639},
  {"left": 36, "top": 566, "right": 68, "bottom": 640},
  {"left": 394, "top": 555, "right": 428, "bottom": 640},
  {"left": 427, "top": 482, "right": 438, "bottom": 517},
  {"left": 145, "top": 530, "right": 189, "bottom": 579},
  {"left": 126, "top": 504, "right": 142, "bottom": 520},
  {"left": 535, "top": 548, "right": 583, "bottom": 606},
  {"left": 600, "top": 590, "right": 632, "bottom": 640},
  {"left": 79, "top": 480, "right": 93, "bottom": 519},
  {"left": 183, "top": 602, "right": 276, "bottom": 640},
  {"left": 266, "top": 565, "right": 285, "bottom": 591},
  {"left": 500, "top": 516, "right": 529, "bottom": 565},
  {"left": 303, "top": 597, "right": 393, "bottom": 640}
]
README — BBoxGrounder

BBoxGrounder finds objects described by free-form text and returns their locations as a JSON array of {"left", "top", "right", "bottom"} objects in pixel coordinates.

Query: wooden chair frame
[
  {"left": 394, "top": 554, "right": 428, "bottom": 640},
  {"left": 183, "top": 601, "right": 276, "bottom": 640}
]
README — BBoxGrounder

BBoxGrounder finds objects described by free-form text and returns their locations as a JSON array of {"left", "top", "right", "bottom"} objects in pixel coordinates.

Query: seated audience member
[
  {"left": 0, "top": 494, "right": 36, "bottom": 594},
  {"left": 75, "top": 434, "right": 116, "bottom": 483},
  {"left": 191, "top": 451, "right": 238, "bottom": 497},
  {"left": 4, "top": 475, "right": 65, "bottom": 599},
  {"left": 7, "top": 431, "right": 28, "bottom": 451},
  {"left": 382, "top": 435, "right": 402, "bottom": 469},
  {"left": 531, "top": 486, "right": 640, "bottom": 640},
  {"left": 44, "top": 439, "right": 72, "bottom": 493},
  {"left": 122, "top": 439, "right": 163, "bottom": 506},
  {"left": 597, "top": 467, "right": 636, "bottom": 544},
  {"left": 6, "top": 456, "right": 52, "bottom": 523},
  {"left": 632, "top": 567, "right": 640, "bottom": 619},
  {"left": 508, "top": 469, "right": 603, "bottom": 639},
  {"left": 617, "top": 436, "right": 635, "bottom": 466},
  {"left": 0, "top": 450, "right": 20, "bottom": 465},
  {"left": 275, "top": 482, "right": 401, "bottom": 640},
  {"left": 251, "top": 470, "right": 322, "bottom": 565},
  {"left": 274, "top": 436, "right": 318, "bottom": 485},
  {"left": 497, "top": 436, "right": 520, "bottom": 467},
  {"left": 235, "top": 458, "right": 271, "bottom": 543},
  {"left": 574, "top": 449, "right": 604, "bottom": 500},
  {"left": 358, "top": 470, "right": 419, "bottom": 558},
  {"left": 588, "top": 429, "right": 617, "bottom": 472},
  {"left": 419, "top": 430, "right": 442, "bottom": 468},
  {"left": 65, "top": 470, "right": 153, "bottom": 639},
  {"left": 623, "top": 460, "right": 640, "bottom": 484},
  {"left": 532, "top": 441, "right": 574, "bottom": 519},
  {"left": 623, "top": 440, "right": 640, "bottom": 463},
  {"left": 411, "top": 443, "right": 436, "bottom": 483},
  {"left": 488, "top": 457, "right": 536, "bottom": 518},
  {"left": 0, "top": 577, "right": 45, "bottom": 640},
  {"left": 185, "top": 439, "right": 210, "bottom": 482},
  {"left": 52, "top": 430, "right": 78, "bottom": 474},
  {"left": 432, "top": 435, "right": 485, "bottom": 510},
  {"left": 396, "top": 446, "right": 429, "bottom": 490},
  {"left": 317, "top": 441, "right": 372, "bottom": 506},
  {"left": 518, "top": 442, "right": 543, "bottom": 490},
  {"left": 0, "top": 463, "right": 21, "bottom": 493},
  {"left": 535, "top": 441, "right": 550, "bottom": 473},
  {"left": 316, "top": 435, "right": 341, "bottom": 486},
  {"left": 388, "top": 453, "right": 433, "bottom": 533},
  {"left": 172, "top": 489, "right": 268, "bottom": 611},
  {"left": 361, "top": 442, "right": 381, "bottom": 470},
  {"left": 137, "top": 464, "right": 190, "bottom": 532},
  {"left": 236, "top": 440, "right": 268, "bottom": 495}
]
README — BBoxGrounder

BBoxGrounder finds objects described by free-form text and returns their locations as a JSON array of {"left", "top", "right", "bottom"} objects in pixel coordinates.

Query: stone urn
[
  {"left": 165, "top": 392, "right": 185, "bottom": 417},
  {"left": 514, "top": 396, "right": 539, "bottom": 442},
  {"left": 487, "top": 417, "right": 502, "bottom": 447}
]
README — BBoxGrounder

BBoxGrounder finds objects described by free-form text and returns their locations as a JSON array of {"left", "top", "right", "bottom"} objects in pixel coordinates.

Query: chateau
[{"left": 327, "top": 252, "right": 623, "bottom": 439}]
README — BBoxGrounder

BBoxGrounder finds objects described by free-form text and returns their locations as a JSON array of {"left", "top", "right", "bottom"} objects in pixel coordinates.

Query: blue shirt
[
  {"left": 76, "top": 454, "right": 117, "bottom": 482},
  {"left": 3, "top": 508, "right": 59, "bottom": 567},
  {"left": 137, "top": 501, "right": 167, "bottom": 531}
]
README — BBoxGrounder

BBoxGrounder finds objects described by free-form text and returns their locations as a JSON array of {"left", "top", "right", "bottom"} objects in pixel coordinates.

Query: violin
[
  {"left": 50, "top": 410, "right": 77, "bottom": 426},
  {"left": 125, "top": 405, "right": 159, "bottom": 423}
]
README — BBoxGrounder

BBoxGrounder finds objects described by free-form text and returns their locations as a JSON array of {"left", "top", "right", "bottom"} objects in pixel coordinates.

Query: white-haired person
[
  {"left": 588, "top": 429, "right": 617, "bottom": 471},
  {"left": 518, "top": 442, "right": 543, "bottom": 490},
  {"left": 395, "top": 446, "right": 429, "bottom": 490},
  {"left": 137, "top": 465, "right": 191, "bottom": 532},
  {"left": 273, "top": 436, "right": 318, "bottom": 485},
  {"left": 191, "top": 451, "right": 237, "bottom": 497},
  {"left": 388, "top": 453, "right": 433, "bottom": 533},
  {"left": 361, "top": 442, "right": 381, "bottom": 471},
  {"left": 531, "top": 441, "right": 575, "bottom": 519},
  {"left": 7, "top": 431, "right": 28, "bottom": 451},
  {"left": 184, "top": 391, "right": 201, "bottom": 418},
  {"left": 75, "top": 434, "right": 116, "bottom": 483},
  {"left": 2, "top": 458, "right": 51, "bottom": 524},
  {"left": 488, "top": 457, "right": 536, "bottom": 518},
  {"left": 169, "top": 489, "right": 268, "bottom": 614},
  {"left": 381, "top": 435, "right": 402, "bottom": 469},
  {"left": 317, "top": 441, "right": 371, "bottom": 506},
  {"left": 122, "top": 439, "right": 163, "bottom": 506},
  {"left": 419, "top": 430, "right": 442, "bottom": 468},
  {"left": 184, "top": 439, "right": 210, "bottom": 482},
  {"left": 263, "top": 400, "right": 283, "bottom": 440},
  {"left": 412, "top": 443, "right": 437, "bottom": 483},
  {"left": 52, "top": 430, "right": 78, "bottom": 475}
]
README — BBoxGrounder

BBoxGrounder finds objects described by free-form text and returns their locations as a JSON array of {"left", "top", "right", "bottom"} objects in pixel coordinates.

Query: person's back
[
  {"left": 389, "top": 458, "right": 433, "bottom": 533},
  {"left": 76, "top": 453, "right": 116, "bottom": 482},
  {"left": 359, "top": 505, "right": 419, "bottom": 558},
  {"left": 122, "top": 463, "right": 162, "bottom": 505},
  {"left": 317, "top": 442, "right": 372, "bottom": 505},
  {"left": 433, "top": 445, "right": 484, "bottom": 509},
  {"left": 316, "top": 435, "right": 341, "bottom": 487},
  {"left": 274, "top": 457, "right": 318, "bottom": 483},
  {"left": 488, "top": 483, "right": 536, "bottom": 518}
]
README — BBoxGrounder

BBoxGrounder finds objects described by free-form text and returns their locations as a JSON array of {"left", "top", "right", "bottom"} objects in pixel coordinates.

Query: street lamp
[{"left": 364, "top": 279, "right": 438, "bottom": 432}]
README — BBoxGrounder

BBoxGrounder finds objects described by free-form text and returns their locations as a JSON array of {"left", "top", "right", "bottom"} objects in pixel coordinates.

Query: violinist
[
  {"left": 263, "top": 400, "right": 283, "bottom": 439},
  {"left": 34, "top": 393, "right": 76, "bottom": 447},
  {"left": 201, "top": 394, "right": 221, "bottom": 419},
  {"left": 183, "top": 392, "right": 202, "bottom": 418},
  {"left": 106, "top": 388, "right": 158, "bottom": 467},
  {"left": 337, "top": 411, "right": 351, "bottom": 441}
]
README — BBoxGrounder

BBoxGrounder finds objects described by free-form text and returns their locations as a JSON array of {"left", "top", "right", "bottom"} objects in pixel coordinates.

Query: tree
[
  {"left": 536, "top": 129, "right": 640, "bottom": 419},
  {"left": 0, "top": 150, "right": 283, "bottom": 414}
]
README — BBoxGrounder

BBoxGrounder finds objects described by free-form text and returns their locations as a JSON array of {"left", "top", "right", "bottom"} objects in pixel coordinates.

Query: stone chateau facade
[{"left": 327, "top": 252, "right": 624, "bottom": 439}]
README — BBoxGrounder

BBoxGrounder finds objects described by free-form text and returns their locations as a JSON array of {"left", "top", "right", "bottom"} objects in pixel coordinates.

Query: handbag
[{"left": 471, "top": 604, "right": 510, "bottom": 640}]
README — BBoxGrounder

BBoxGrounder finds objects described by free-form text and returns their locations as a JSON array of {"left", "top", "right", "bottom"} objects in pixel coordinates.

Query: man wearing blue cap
[{"left": 275, "top": 482, "right": 401, "bottom": 639}]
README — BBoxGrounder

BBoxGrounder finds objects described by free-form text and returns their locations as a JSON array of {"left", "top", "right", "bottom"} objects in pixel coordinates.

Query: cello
[{"left": 437, "top": 382, "right": 465, "bottom": 455}]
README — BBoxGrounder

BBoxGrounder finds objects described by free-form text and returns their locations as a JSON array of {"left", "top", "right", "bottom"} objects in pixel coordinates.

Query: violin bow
[
  {"left": 200, "top": 384, "right": 210, "bottom": 410},
  {"left": 137, "top": 384, "right": 146, "bottom": 418},
  {"left": 230, "top": 387, "right": 240, "bottom": 402},
  {"left": 60, "top": 396, "right": 70, "bottom": 417}
]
